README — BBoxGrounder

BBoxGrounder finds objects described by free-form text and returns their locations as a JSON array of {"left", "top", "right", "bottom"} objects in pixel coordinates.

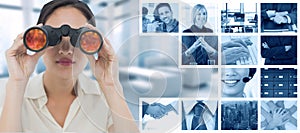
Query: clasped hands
[
  {"left": 145, "top": 103, "right": 169, "bottom": 119},
  {"left": 185, "top": 37, "right": 207, "bottom": 56}
]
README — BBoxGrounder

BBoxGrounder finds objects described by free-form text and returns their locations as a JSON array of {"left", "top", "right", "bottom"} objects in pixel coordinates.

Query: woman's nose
[
  {"left": 224, "top": 69, "right": 237, "bottom": 76},
  {"left": 58, "top": 37, "right": 73, "bottom": 55},
  {"left": 200, "top": 14, "right": 206, "bottom": 19}
]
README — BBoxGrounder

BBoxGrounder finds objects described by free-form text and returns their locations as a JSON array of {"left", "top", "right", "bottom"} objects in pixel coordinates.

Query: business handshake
[
  {"left": 145, "top": 103, "right": 178, "bottom": 119},
  {"left": 266, "top": 10, "right": 289, "bottom": 24}
]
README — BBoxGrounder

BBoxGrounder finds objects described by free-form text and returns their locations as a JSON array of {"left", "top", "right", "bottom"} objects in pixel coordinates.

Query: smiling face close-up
[
  {"left": 43, "top": 6, "right": 89, "bottom": 79},
  {"left": 158, "top": 6, "right": 173, "bottom": 24},
  {"left": 221, "top": 68, "right": 249, "bottom": 97},
  {"left": 194, "top": 8, "right": 207, "bottom": 28}
]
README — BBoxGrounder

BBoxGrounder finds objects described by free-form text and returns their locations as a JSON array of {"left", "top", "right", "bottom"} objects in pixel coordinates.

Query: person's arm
[
  {"left": 85, "top": 24, "right": 139, "bottom": 133},
  {"left": 261, "top": 45, "right": 286, "bottom": 58},
  {"left": 264, "top": 108, "right": 289, "bottom": 130},
  {"left": 200, "top": 37, "right": 217, "bottom": 61},
  {"left": 181, "top": 36, "right": 197, "bottom": 65},
  {"left": 0, "top": 26, "right": 48, "bottom": 132},
  {"left": 142, "top": 101, "right": 149, "bottom": 118},
  {"left": 261, "top": 37, "right": 296, "bottom": 59},
  {"left": 286, "top": 4, "right": 297, "bottom": 24}
]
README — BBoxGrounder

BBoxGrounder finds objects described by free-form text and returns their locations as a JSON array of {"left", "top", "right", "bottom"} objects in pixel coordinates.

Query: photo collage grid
[{"left": 139, "top": 0, "right": 298, "bottom": 132}]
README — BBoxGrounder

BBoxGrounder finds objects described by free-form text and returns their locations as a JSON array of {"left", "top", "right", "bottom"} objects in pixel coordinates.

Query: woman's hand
[
  {"left": 265, "top": 108, "right": 290, "bottom": 130},
  {"left": 85, "top": 24, "right": 119, "bottom": 87},
  {"left": 6, "top": 24, "right": 49, "bottom": 83}
]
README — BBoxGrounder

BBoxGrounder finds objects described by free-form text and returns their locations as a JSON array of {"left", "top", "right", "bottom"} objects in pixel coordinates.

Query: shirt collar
[
  {"left": 24, "top": 73, "right": 46, "bottom": 99},
  {"left": 183, "top": 100, "right": 218, "bottom": 116},
  {"left": 24, "top": 73, "right": 101, "bottom": 100}
]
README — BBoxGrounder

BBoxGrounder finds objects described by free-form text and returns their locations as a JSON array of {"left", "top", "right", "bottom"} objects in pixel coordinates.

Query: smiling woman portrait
[
  {"left": 221, "top": 68, "right": 256, "bottom": 98},
  {"left": 0, "top": 0, "right": 139, "bottom": 132}
]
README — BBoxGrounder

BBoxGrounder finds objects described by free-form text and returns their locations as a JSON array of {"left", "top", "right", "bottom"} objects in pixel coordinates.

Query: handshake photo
[{"left": 143, "top": 102, "right": 178, "bottom": 119}]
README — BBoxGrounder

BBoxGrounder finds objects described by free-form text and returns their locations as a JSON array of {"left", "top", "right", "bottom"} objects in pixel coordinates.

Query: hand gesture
[
  {"left": 6, "top": 24, "right": 49, "bottom": 83},
  {"left": 85, "top": 24, "right": 119, "bottom": 87},
  {"left": 146, "top": 103, "right": 167, "bottom": 119},
  {"left": 147, "top": 21, "right": 161, "bottom": 32},
  {"left": 192, "top": 37, "right": 204, "bottom": 48},
  {"left": 272, "top": 14, "right": 288, "bottom": 24},
  {"left": 284, "top": 45, "right": 292, "bottom": 52},
  {"left": 262, "top": 42, "right": 270, "bottom": 49},
  {"left": 236, "top": 56, "right": 250, "bottom": 65},
  {"left": 267, "top": 108, "right": 290, "bottom": 129}
]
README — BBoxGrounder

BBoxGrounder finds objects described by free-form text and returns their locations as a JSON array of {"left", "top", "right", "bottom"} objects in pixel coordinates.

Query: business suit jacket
[
  {"left": 261, "top": 36, "right": 297, "bottom": 65},
  {"left": 181, "top": 101, "right": 218, "bottom": 130}
]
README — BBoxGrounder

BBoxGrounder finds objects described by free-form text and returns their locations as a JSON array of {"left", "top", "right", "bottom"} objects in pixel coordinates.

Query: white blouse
[{"left": 21, "top": 73, "right": 113, "bottom": 132}]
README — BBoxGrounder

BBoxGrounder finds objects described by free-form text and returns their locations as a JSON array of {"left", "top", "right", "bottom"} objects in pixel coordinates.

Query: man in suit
[
  {"left": 261, "top": 3, "right": 297, "bottom": 32},
  {"left": 261, "top": 36, "right": 297, "bottom": 65},
  {"left": 181, "top": 100, "right": 218, "bottom": 130}
]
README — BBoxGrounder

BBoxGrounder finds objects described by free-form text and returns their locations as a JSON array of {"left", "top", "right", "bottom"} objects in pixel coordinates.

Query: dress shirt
[
  {"left": 182, "top": 100, "right": 218, "bottom": 130},
  {"left": 21, "top": 73, "right": 113, "bottom": 132}
]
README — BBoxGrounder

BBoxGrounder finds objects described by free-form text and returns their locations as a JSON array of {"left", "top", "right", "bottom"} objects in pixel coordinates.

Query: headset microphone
[{"left": 242, "top": 77, "right": 251, "bottom": 83}]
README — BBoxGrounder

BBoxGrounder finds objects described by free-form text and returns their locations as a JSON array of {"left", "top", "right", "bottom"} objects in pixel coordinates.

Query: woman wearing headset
[{"left": 221, "top": 68, "right": 257, "bottom": 98}]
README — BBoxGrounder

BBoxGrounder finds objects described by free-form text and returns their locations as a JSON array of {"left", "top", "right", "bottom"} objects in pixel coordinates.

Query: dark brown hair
[
  {"left": 37, "top": 0, "right": 96, "bottom": 26},
  {"left": 153, "top": 3, "right": 172, "bottom": 21}
]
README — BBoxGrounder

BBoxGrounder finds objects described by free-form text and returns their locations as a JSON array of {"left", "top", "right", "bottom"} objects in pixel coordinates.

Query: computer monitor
[{"left": 234, "top": 13, "right": 245, "bottom": 22}]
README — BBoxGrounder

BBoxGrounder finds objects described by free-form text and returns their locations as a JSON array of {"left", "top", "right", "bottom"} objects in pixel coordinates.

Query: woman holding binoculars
[{"left": 0, "top": 0, "right": 139, "bottom": 132}]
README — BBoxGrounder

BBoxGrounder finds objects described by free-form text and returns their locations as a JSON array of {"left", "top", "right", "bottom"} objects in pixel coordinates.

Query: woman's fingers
[
  {"left": 86, "top": 54, "right": 96, "bottom": 65},
  {"left": 236, "top": 59, "right": 241, "bottom": 65},
  {"left": 31, "top": 47, "right": 52, "bottom": 61},
  {"left": 97, "top": 37, "right": 116, "bottom": 62},
  {"left": 84, "top": 24, "right": 116, "bottom": 61},
  {"left": 9, "top": 33, "right": 24, "bottom": 51}
]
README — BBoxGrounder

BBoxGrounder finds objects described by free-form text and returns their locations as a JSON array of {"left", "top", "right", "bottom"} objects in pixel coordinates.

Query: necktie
[{"left": 191, "top": 101, "right": 207, "bottom": 130}]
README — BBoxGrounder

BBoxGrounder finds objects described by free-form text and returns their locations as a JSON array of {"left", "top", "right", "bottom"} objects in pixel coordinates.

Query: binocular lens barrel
[
  {"left": 79, "top": 31, "right": 102, "bottom": 54},
  {"left": 24, "top": 28, "right": 47, "bottom": 51},
  {"left": 23, "top": 25, "right": 103, "bottom": 55}
]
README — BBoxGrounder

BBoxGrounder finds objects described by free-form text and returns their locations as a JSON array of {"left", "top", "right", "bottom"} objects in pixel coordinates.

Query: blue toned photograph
[
  {"left": 261, "top": 3, "right": 297, "bottom": 32},
  {"left": 261, "top": 36, "right": 297, "bottom": 65},
  {"left": 221, "top": 3, "right": 258, "bottom": 33},
  {"left": 221, "top": 101, "right": 258, "bottom": 130},
  {"left": 221, "top": 36, "right": 258, "bottom": 65},
  {"left": 181, "top": 100, "right": 218, "bottom": 130},
  {"left": 222, "top": 68, "right": 258, "bottom": 98},
  {"left": 142, "top": 3, "right": 179, "bottom": 33},
  {"left": 141, "top": 98, "right": 179, "bottom": 131},
  {"left": 261, "top": 68, "right": 297, "bottom": 98},
  {"left": 261, "top": 100, "right": 297, "bottom": 130},
  {"left": 182, "top": 35, "right": 218, "bottom": 65},
  {"left": 180, "top": 3, "right": 218, "bottom": 33}
]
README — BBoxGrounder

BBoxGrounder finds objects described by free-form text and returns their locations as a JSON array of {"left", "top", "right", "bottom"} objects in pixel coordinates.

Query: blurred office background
[{"left": 0, "top": 0, "right": 217, "bottom": 122}]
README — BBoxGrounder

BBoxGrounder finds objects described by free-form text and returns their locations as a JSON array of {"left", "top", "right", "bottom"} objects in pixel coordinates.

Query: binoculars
[{"left": 23, "top": 25, "right": 103, "bottom": 55}]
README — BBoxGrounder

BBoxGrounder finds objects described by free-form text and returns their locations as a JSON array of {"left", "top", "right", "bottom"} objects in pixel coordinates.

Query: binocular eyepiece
[{"left": 23, "top": 25, "right": 103, "bottom": 55}]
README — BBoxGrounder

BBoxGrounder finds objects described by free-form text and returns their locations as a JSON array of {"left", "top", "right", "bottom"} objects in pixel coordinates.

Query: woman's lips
[
  {"left": 222, "top": 79, "right": 240, "bottom": 87},
  {"left": 56, "top": 58, "right": 75, "bottom": 66}
]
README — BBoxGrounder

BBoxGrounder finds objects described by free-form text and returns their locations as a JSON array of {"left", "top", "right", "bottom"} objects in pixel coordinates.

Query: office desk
[{"left": 222, "top": 18, "right": 257, "bottom": 33}]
